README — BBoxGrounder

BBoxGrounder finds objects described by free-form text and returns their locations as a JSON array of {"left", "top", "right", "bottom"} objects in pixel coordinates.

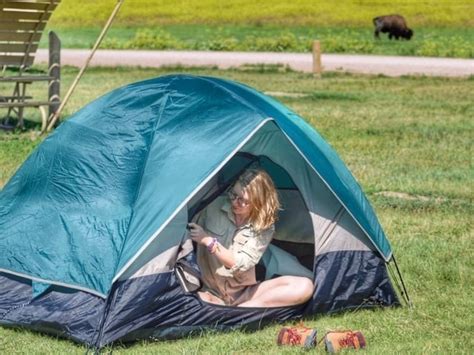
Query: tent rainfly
[{"left": 0, "top": 75, "right": 404, "bottom": 348}]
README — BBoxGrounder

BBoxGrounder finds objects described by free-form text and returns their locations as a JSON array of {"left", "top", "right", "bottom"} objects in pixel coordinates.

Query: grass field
[
  {"left": 41, "top": 0, "right": 474, "bottom": 58},
  {"left": 50, "top": 0, "right": 473, "bottom": 27},
  {"left": 0, "top": 66, "right": 472, "bottom": 353}
]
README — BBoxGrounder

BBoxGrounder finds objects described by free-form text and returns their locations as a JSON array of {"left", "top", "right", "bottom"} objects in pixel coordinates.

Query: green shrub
[
  {"left": 203, "top": 38, "right": 239, "bottom": 51},
  {"left": 100, "top": 37, "right": 122, "bottom": 50},
  {"left": 102, "top": 29, "right": 182, "bottom": 50},
  {"left": 243, "top": 33, "right": 304, "bottom": 52},
  {"left": 325, "top": 37, "right": 375, "bottom": 53},
  {"left": 415, "top": 37, "right": 473, "bottom": 58},
  {"left": 98, "top": 27, "right": 474, "bottom": 58}
]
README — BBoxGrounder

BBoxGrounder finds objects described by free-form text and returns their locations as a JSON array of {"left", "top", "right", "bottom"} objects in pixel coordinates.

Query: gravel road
[{"left": 36, "top": 49, "right": 474, "bottom": 77}]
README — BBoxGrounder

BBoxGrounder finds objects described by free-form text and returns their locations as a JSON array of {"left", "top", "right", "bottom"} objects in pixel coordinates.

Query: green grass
[
  {"left": 40, "top": 0, "right": 474, "bottom": 57},
  {"left": 42, "top": 25, "right": 474, "bottom": 58},
  {"left": 50, "top": 0, "right": 473, "bottom": 27},
  {"left": 0, "top": 67, "right": 473, "bottom": 353}
]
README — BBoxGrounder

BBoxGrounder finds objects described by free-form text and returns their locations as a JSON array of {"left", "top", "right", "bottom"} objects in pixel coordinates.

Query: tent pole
[
  {"left": 391, "top": 254, "right": 412, "bottom": 307},
  {"left": 387, "top": 260, "right": 406, "bottom": 304},
  {"left": 42, "top": 0, "right": 125, "bottom": 134}
]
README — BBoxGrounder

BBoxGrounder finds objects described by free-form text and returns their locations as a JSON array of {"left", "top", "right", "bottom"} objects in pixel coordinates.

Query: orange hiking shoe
[
  {"left": 277, "top": 324, "right": 317, "bottom": 349},
  {"left": 324, "top": 330, "right": 366, "bottom": 352}
]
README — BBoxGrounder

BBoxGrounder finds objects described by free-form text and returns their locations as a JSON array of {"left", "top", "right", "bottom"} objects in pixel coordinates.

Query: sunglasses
[{"left": 227, "top": 190, "right": 251, "bottom": 207}]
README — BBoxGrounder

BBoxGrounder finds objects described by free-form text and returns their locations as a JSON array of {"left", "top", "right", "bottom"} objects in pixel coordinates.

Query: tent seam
[
  {"left": 111, "top": 90, "right": 171, "bottom": 288},
  {"left": 198, "top": 76, "right": 270, "bottom": 118},
  {"left": 93, "top": 88, "right": 172, "bottom": 346},
  {"left": 0, "top": 268, "right": 106, "bottom": 298}
]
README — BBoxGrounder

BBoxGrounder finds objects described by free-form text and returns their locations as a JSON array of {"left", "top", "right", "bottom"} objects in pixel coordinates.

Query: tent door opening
[{"left": 186, "top": 152, "right": 316, "bottom": 287}]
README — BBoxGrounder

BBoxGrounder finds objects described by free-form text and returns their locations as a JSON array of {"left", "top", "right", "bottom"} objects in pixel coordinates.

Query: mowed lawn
[
  {"left": 41, "top": 0, "right": 474, "bottom": 58},
  {"left": 50, "top": 0, "right": 473, "bottom": 27},
  {"left": 0, "top": 67, "right": 472, "bottom": 353}
]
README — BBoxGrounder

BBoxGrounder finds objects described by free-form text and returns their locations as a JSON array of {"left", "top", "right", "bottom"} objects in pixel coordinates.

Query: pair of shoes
[
  {"left": 277, "top": 324, "right": 317, "bottom": 349},
  {"left": 324, "top": 330, "right": 366, "bottom": 352}
]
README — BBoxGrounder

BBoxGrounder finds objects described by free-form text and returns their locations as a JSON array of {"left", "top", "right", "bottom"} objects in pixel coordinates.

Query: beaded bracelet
[
  {"left": 206, "top": 238, "right": 218, "bottom": 254},
  {"left": 210, "top": 243, "right": 219, "bottom": 254}
]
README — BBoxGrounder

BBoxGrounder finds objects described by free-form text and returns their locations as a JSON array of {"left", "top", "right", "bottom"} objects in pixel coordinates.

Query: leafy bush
[
  {"left": 243, "top": 33, "right": 305, "bottom": 52},
  {"left": 415, "top": 37, "right": 473, "bottom": 58},
  {"left": 102, "top": 29, "right": 182, "bottom": 50},
  {"left": 99, "top": 27, "right": 474, "bottom": 58},
  {"left": 202, "top": 38, "right": 239, "bottom": 51}
]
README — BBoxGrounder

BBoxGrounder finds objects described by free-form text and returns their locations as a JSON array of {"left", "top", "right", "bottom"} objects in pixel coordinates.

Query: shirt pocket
[
  {"left": 233, "top": 230, "right": 252, "bottom": 247},
  {"left": 205, "top": 215, "right": 228, "bottom": 238}
]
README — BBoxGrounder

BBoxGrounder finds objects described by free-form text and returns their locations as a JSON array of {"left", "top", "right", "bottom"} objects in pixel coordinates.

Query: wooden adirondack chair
[{"left": 0, "top": 0, "right": 61, "bottom": 130}]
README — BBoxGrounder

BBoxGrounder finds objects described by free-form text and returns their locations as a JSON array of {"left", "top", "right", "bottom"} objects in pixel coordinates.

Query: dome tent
[{"left": 0, "top": 75, "right": 402, "bottom": 347}]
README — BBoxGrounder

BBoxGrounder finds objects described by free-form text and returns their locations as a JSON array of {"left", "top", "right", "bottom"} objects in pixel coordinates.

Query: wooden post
[
  {"left": 312, "top": 40, "right": 322, "bottom": 77},
  {"left": 48, "top": 31, "right": 61, "bottom": 120}
]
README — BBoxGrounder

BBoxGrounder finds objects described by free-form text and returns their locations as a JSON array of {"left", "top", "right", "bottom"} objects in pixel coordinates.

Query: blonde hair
[{"left": 237, "top": 169, "right": 280, "bottom": 232}]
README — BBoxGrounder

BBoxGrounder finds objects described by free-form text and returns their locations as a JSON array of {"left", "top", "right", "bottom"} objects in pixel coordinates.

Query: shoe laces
[
  {"left": 338, "top": 331, "right": 358, "bottom": 348},
  {"left": 287, "top": 327, "right": 303, "bottom": 345}
]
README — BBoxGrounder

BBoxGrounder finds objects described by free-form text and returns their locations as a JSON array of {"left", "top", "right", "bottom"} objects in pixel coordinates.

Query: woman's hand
[
  {"left": 187, "top": 223, "right": 213, "bottom": 246},
  {"left": 188, "top": 223, "right": 235, "bottom": 268}
]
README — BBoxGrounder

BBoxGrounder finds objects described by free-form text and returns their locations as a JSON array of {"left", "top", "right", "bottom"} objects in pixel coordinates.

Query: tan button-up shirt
[{"left": 195, "top": 196, "right": 274, "bottom": 304}]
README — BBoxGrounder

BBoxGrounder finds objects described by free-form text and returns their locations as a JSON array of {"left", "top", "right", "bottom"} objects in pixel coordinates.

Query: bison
[{"left": 373, "top": 14, "right": 413, "bottom": 40}]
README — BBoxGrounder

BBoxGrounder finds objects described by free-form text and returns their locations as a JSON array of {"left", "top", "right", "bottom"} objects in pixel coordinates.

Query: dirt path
[{"left": 36, "top": 49, "right": 474, "bottom": 77}]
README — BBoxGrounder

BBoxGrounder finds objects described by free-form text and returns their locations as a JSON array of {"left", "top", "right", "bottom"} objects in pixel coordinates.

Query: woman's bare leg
[
  {"left": 198, "top": 291, "right": 225, "bottom": 305},
  {"left": 238, "top": 276, "right": 314, "bottom": 308}
]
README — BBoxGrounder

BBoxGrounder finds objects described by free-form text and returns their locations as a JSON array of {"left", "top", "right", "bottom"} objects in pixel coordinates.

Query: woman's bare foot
[{"left": 198, "top": 291, "right": 225, "bottom": 305}]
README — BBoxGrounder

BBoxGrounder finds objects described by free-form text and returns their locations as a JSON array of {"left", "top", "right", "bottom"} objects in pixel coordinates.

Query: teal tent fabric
[
  {"left": 32, "top": 281, "right": 51, "bottom": 299},
  {"left": 0, "top": 75, "right": 392, "bottom": 297}
]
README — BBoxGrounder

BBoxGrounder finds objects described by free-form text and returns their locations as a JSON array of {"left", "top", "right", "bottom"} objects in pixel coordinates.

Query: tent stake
[{"left": 43, "top": 0, "right": 125, "bottom": 134}]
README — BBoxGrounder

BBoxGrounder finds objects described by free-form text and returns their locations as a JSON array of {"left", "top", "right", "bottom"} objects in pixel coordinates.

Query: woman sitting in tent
[{"left": 188, "top": 169, "right": 314, "bottom": 307}]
